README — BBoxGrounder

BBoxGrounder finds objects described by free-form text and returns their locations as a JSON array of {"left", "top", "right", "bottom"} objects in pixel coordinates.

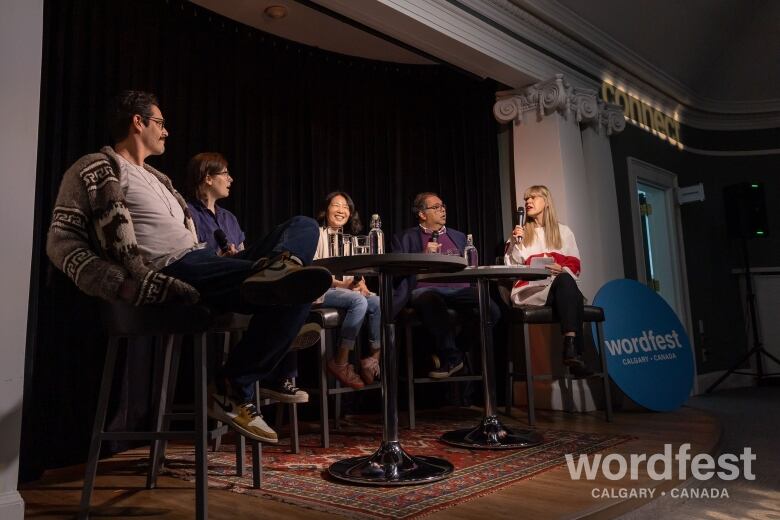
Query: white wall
[
  {"left": 0, "top": 0, "right": 43, "bottom": 517},
  {"left": 511, "top": 113, "right": 620, "bottom": 300}
]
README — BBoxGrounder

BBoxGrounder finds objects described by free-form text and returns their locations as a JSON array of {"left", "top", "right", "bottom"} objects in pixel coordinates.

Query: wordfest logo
[
  {"left": 567, "top": 443, "right": 756, "bottom": 500},
  {"left": 593, "top": 279, "right": 694, "bottom": 412},
  {"left": 604, "top": 328, "right": 684, "bottom": 366}
]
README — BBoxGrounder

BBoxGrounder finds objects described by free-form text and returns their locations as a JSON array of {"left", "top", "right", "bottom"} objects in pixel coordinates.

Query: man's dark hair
[
  {"left": 107, "top": 90, "right": 159, "bottom": 144},
  {"left": 412, "top": 192, "right": 439, "bottom": 220}
]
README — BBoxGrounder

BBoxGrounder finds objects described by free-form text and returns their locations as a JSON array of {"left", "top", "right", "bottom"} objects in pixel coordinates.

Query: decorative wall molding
[
  {"left": 314, "top": 0, "right": 780, "bottom": 130},
  {"left": 467, "top": 0, "right": 780, "bottom": 130},
  {"left": 494, "top": 74, "right": 626, "bottom": 136},
  {"left": 509, "top": 0, "right": 780, "bottom": 116}
]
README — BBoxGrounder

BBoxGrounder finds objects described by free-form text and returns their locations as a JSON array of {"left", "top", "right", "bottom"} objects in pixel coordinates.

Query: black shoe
[
  {"left": 562, "top": 336, "right": 579, "bottom": 365},
  {"left": 569, "top": 364, "right": 595, "bottom": 379},
  {"left": 257, "top": 378, "right": 309, "bottom": 404},
  {"left": 428, "top": 355, "right": 465, "bottom": 379}
]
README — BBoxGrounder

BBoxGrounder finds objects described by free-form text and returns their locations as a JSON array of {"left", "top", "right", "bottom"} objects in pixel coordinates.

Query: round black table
[
  {"left": 418, "top": 265, "right": 549, "bottom": 449},
  {"left": 314, "top": 253, "right": 466, "bottom": 485}
]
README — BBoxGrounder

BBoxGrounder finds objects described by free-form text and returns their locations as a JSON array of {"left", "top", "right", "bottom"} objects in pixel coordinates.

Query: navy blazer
[{"left": 390, "top": 226, "right": 467, "bottom": 317}]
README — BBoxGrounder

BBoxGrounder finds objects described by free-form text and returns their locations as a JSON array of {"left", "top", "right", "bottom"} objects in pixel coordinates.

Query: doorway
[{"left": 627, "top": 158, "right": 695, "bottom": 359}]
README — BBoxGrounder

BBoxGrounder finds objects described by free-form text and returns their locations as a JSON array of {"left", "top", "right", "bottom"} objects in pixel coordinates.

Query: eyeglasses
[
  {"left": 144, "top": 115, "right": 166, "bottom": 130},
  {"left": 329, "top": 203, "right": 349, "bottom": 210},
  {"left": 424, "top": 203, "right": 446, "bottom": 212},
  {"left": 211, "top": 170, "right": 232, "bottom": 181}
]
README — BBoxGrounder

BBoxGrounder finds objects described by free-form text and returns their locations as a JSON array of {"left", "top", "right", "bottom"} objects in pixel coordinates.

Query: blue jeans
[
  {"left": 322, "top": 288, "right": 381, "bottom": 351},
  {"left": 162, "top": 216, "right": 319, "bottom": 401},
  {"left": 410, "top": 286, "right": 500, "bottom": 362}
]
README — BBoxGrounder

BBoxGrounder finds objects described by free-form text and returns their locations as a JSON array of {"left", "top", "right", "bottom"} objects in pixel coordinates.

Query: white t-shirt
[{"left": 117, "top": 155, "right": 200, "bottom": 269}]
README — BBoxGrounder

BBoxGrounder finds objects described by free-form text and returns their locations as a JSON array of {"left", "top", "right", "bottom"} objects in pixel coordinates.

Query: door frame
[{"left": 627, "top": 157, "right": 698, "bottom": 391}]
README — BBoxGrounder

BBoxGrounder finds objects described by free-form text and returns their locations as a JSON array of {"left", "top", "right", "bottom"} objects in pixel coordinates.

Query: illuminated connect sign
[{"left": 601, "top": 82, "right": 683, "bottom": 150}]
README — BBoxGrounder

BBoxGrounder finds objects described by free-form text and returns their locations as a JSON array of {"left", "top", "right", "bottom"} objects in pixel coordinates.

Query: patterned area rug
[{"left": 165, "top": 411, "right": 630, "bottom": 519}]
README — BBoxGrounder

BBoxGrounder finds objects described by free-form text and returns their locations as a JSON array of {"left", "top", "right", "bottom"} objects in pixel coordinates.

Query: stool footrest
[
  {"left": 101, "top": 431, "right": 196, "bottom": 441},
  {"left": 163, "top": 412, "right": 193, "bottom": 421},
  {"left": 412, "top": 375, "right": 482, "bottom": 384}
]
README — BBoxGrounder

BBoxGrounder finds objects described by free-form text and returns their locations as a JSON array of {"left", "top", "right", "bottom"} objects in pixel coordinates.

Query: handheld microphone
[
  {"left": 213, "top": 229, "right": 230, "bottom": 253},
  {"left": 430, "top": 230, "right": 440, "bottom": 242},
  {"left": 516, "top": 206, "right": 526, "bottom": 227},
  {"left": 515, "top": 206, "right": 526, "bottom": 243}
]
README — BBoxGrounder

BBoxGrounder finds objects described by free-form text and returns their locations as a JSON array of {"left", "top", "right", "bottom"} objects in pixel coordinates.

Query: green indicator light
[
  {"left": 751, "top": 184, "right": 759, "bottom": 188},
  {"left": 756, "top": 230, "right": 765, "bottom": 235}
]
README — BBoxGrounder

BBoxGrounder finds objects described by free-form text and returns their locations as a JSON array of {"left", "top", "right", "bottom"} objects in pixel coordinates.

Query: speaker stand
[{"left": 707, "top": 236, "right": 780, "bottom": 392}]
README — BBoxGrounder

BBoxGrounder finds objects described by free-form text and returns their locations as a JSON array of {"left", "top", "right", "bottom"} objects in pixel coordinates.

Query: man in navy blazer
[{"left": 391, "top": 192, "right": 498, "bottom": 378}]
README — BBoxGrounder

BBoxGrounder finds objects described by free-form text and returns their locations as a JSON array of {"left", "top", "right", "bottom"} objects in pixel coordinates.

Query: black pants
[
  {"left": 544, "top": 273, "right": 584, "bottom": 345},
  {"left": 409, "top": 286, "right": 501, "bottom": 362}
]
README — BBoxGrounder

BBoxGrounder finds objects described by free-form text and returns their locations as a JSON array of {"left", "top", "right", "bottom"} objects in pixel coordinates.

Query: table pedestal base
[
  {"left": 328, "top": 441, "right": 454, "bottom": 486},
  {"left": 439, "top": 416, "right": 543, "bottom": 449}
]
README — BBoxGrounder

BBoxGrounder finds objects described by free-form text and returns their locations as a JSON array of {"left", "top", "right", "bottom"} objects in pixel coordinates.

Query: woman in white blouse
[{"left": 504, "top": 185, "right": 590, "bottom": 375}]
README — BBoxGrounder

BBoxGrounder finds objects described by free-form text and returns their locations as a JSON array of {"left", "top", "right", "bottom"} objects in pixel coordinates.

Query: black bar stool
[
  {"left": 505, "top": 304, "right": 613, "bottom": 426},
  {"left": 80, "top": 302, "right": 213, "bottom": 520},
  {"left": 146, "top": 312, "right": 264, "bottom": 490},
  {"left": 399, "top": 307, "right": 482, "bottom": 429}
]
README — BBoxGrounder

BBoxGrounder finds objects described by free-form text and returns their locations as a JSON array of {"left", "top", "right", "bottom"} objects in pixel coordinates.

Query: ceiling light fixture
[{"left": 264, "top": 5, "right": 288, "bottom": 20}]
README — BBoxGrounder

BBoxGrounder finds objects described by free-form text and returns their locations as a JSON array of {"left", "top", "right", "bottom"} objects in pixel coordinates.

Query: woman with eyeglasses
[
  {"left": 185, "top": 152, "right": 244, "bottom": 256},
  {"left": 314, "top": 191, "right": 382, "bottom": 390},
  {"left": 503, "top": 185, "right": 591, "bottom": 377},
  {"left": 185, "top": 152, "right": 310, "bottom": 403}
]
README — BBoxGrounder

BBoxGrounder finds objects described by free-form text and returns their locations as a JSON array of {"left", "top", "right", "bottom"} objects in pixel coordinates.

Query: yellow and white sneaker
[{"left": 209, "top": 389, "right": 278, "bottom": 443}]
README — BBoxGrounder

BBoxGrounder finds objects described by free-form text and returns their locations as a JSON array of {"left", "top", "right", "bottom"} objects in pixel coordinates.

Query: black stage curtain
[{"left": 21, "top": 0, "right": 502, "bottom": 479}]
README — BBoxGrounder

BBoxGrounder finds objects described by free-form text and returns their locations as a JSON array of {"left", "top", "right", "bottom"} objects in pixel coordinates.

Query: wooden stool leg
[
  {"left": 334, "top": 382, "right": 341, "bottom": 430},
  {"left": 213, "top": 332, "right": 231, "bottom": 453},
  {"left": 289, "top": 375, "right": 300, "bottom": 454},
  {"left": 318, "top": 328, "right": 330, "bottom": 448},
  {"left": 274, "top": 402, "right": 284, "bottom": 434},
  {"left": 193, "top": 332, "right": 209, "bottom": 520},
  {"left": 235, "top": 436, "right": 246, "bottom": 476},
  {"left": 148, "top": 335, "right": 175, "bottom": 489},
  {"left": 405, "top": 323, "right": 416, "bottom": 429},
  {"left": 248, "top": 387, "right": 262, "bottom": 487},
  {"left": 524, "top": 323, "right": 536, "bottom": 427},
  {"left": 80, "top": 337, "right": 120, "bottom": 519},
  {"left": 251, "top": 441, "right": 262, "bottom": 488},
  {"left": 597, "top": 322, "right": 613, "bottom": 422},
  {"left": 505, "top": 323, "right": 515, "bottom": 416},
  {"left": 156, "top": 337, "right": 182, "bottom": 471}
]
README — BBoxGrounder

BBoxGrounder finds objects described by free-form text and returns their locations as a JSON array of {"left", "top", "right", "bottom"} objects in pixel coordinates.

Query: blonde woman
[{"left": 504, "top": 185, "right": 590, "bottom": 376}]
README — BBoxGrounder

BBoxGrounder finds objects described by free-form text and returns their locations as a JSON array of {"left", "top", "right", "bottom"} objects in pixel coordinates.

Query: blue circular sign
[{"left": 592, "top": 279, "right": 694, "bottom": 412}]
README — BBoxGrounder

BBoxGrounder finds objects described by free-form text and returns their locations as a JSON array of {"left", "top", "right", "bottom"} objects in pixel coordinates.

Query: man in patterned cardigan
[{"left": 47, "top": 90, "right": 331, "bottom": 443}]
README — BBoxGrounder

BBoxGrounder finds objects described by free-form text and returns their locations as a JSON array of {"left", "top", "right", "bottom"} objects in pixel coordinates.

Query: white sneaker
[{"left": 291, "top": 322, "right": 322, "bottom": 350}]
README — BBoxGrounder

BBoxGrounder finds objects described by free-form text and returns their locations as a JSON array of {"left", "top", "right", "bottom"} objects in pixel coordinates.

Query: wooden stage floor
[{"left": 20, "top": 405, "right": 720, "bottom": 519}]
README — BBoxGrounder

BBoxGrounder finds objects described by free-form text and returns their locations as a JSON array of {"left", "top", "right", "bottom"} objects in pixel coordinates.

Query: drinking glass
[
  {"left": 352, "top": 235, "right": 370, "bottom": 255},
  {"left": 328, "top": 230, "right": 344, "bottom": 257},
  {"left": 342, "top": 234, "right": 353, "bottom": 256}
]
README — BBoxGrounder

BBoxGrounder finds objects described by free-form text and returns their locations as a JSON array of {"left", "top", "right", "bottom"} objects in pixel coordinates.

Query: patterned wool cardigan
[{"left": 46, "top": 146, "right": 200, "bottom": 305}]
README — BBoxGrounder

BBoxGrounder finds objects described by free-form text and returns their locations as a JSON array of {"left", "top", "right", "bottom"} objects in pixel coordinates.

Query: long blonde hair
[{"left": 521, "top": 185, "right": 562, "bottom": 250}]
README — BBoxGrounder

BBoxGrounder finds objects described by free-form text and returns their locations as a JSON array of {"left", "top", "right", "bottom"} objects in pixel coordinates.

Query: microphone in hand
[
  {"left": 516, "top": 206, "right": 526, "bottom": 227},
  {"left": 213, "top": 229, "right": 230, "bottom": 253},
  {"left": 514, "top": 206, "right": 526, "bottom": 243}
]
